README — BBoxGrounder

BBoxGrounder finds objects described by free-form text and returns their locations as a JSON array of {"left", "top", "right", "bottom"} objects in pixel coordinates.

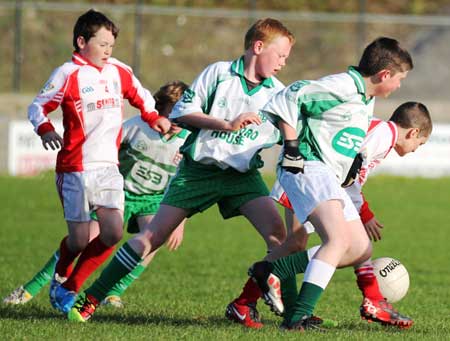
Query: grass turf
[{"left": 0, "top": 172, "right": 449, "bottom": 340}]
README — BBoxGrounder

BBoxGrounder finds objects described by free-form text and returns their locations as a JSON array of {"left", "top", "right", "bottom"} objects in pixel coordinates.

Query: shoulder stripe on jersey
[
  {"left": 299, "top": 92, "right": 346, "bottom": 117},
  {"left": 368, "top": 118, "right": 382, "bottom": 132}
]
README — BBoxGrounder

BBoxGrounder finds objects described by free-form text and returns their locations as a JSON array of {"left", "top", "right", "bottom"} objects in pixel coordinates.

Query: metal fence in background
[
  {"left": 2, "top": 1, "right": 450, "bottom": 103},
  {"left": 2, "top": 1, "right": 450, "bottom": 175}
]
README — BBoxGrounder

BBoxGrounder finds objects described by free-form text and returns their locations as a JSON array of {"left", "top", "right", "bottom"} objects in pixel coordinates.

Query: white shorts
[
  {"left": 279, "top": 161, "right": 359, "bottom": 224},
  {"left": 56, "top": 165, "right": 124, "bottom": 222},
  {"left": 270, "top": 180, "right": 316, "bottom": 234}
]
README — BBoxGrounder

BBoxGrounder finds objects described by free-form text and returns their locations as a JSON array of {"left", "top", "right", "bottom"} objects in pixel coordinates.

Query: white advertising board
[
  {"left": 8, "top": 120, "right": 63, "bottom": 176},
  {"left": 372, "top": 123, "right": 450, "bottom": 178},
  {"left": 7, "top": 121, "right": 450, "bottom": 177}
]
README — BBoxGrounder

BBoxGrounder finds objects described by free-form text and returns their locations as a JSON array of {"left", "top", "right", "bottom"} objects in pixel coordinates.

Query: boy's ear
[
  {"left": 377, "top": 69, "right": 391, "bottom": 81},
  {"left": 406, "top": 127, "right": 420, "bottom": 138},
  {"left": 76, "top": 36, "right": 86, "bottom": 50},
  {"left": 253, "top": 40, "right": 264, "bottom": 54}
]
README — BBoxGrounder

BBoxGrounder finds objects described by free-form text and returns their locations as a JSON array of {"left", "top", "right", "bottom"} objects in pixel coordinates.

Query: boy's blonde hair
[
  {"left": 390, "top": 101, "right": 432, "bottom": 137},
  {"left": 154, "top": 80, "right": 189, "bottom": 115},
  {"left": 244, "top": 18, "right": 295, "bottom": 50}
]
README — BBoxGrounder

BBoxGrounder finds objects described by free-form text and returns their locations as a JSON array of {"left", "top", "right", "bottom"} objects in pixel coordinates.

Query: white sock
[
  {"left": 304, "top": 258, "right": 336, "bottom": 289},
  {"left": 307, "top": 245, "right": 320, "bottom": 261}
]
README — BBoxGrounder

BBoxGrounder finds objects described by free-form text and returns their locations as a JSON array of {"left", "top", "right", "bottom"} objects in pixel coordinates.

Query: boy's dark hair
[
  {"left": 154, "top": 81, "right": 189, "bottom": 116},
  {"left": 73, "top": 9, "right": 119, "bottom": 52},
  {"left": 358, "top": 37, "right": 413, "bottom": 76},
  {"left": 390, "top": 101, "right": 432, "bottom": 137}
]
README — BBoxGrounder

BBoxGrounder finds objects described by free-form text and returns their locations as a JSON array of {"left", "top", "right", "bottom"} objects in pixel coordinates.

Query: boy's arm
[
  {"left": 258, "top": 85, "right": 305, "bottom": 174},
  {"left": 360, "top": 195, "right": 384, "bottom": 241},
  {"left": 115, "top": 63, "right": 170, "bottom": 133},
  {"left": 175, "top": 112, "right": 261, "bottom": 132},
  {"left": 170, "top": 62, "right": 257, "bottom": 131},
  {"left": 347, "top": 182, "right": 384, "bottom": 241},
  {"left": 28, "top": 66, "right": 68, "bottom": 150},
  {"left": 278, "top": 120, "right": 304, "bottom": 174},
  {"left": 359, "top": 195, "right": 375, "bottom": 224}
]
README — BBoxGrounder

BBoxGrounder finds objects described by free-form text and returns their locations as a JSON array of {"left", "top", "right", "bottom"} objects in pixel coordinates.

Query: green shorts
[
  {"left": 91, "top": 190, "right": 164, "bottom": 234},
  {"left": 123, "top": 191, "right": 164, "bottom": 233},
  {"left": 161, "top": 158, "right": 269, "bottom": 219}
]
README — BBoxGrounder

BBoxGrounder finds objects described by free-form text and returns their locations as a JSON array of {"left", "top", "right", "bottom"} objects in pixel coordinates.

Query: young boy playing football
[
  {"left": 68, "top": 17, "right": 295, "bottom": 323},
  {"left": 247, "top": 36, "right": 413, "bottom": 331},
  {"left": 269, "top": 101, "right": 432, "bottom": 329},
  {"left": 5, "top": 81, "right": 189, "bottom": 309},
  {"left": 26, "top": 9, "right": 170, "bottom": 313}
]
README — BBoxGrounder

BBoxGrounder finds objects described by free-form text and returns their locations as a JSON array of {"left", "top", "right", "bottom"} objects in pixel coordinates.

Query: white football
[{"left": 372, "top": 257, "right": 409, "bottom": 303}]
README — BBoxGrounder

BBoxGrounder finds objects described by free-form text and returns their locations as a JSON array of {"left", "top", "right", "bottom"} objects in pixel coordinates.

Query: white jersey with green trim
[
  {"left": 170, "top": 56, "right": 283, "bottom": 172},
  {"left": 119, "top": 115, "right": 189, "bottom": 195},
  {"left": 263, "top": 67, "right": 375, "bottom": 182}
]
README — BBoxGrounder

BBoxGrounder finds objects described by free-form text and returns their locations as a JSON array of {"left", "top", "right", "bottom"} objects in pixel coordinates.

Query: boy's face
[
  {"left": 77, "top": 27, "right": 115, "bottom": 68},
  {"left": 395, "top": 129, "right": 429, "bottom": 156},
  {"left": 374, "top": 69, "right": 408, "bottom": 98},
  {"left": 254, "top": 35, "right": 292, "bottom": 80}
]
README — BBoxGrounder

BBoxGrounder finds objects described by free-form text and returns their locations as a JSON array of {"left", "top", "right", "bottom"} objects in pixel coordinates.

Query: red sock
[
  {"left": 55, "top": 236, "right": 79, "bottom": 278},
  {"left": 63, "top": 236, "right": 115, "bottom": 292},
  {"left": 355, "top": 265, "right": 384, "bottom": 301},
  {"left": 234, "top": 278, "right": 261, "bottom": 305}
]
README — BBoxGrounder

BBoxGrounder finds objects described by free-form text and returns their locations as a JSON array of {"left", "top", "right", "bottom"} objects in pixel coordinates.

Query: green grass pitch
[{"left": 0, "top": 172, "right": 449, "bottom": 340}]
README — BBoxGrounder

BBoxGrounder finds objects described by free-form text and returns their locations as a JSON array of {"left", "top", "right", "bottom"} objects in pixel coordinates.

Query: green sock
[
  {"left": 272, "top": 250, "right": 309, "bottom": 280},
  {"left": 86, "top": 243, "right": 142, "bottom": 302},
  {"left": 105, "top": 263, "right": 146, "bottom": 297},
  {"left": 280, "top": 275, "right": 298, "bottom": 323},
  {"left": 23, "top": 250, "right": 59, "bottom": 296},
  {"left": 290, "top": 282, "right": 324, "bottom": 325}
]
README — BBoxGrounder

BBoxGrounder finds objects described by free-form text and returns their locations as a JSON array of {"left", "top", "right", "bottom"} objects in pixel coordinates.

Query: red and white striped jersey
[
  {"left": 28, "top": 52, "right": 159, "bottom": 173},
  {"left": 346, "top": 118, "right": 397, "bottom": 222},
  {"left": 357, "top": 118, "right": 398, "bottom": 186}
]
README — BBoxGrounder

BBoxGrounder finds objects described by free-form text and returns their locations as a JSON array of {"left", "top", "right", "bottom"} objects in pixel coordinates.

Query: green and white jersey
[
  {"left": 170, "top": 56, "right": 283, "bottom": 172},
  {"left": 119, "top": 115, "right": 189, "bottom": 195},
  {"left": 263, "top": 67, "right": 374, "bottom": 182}
]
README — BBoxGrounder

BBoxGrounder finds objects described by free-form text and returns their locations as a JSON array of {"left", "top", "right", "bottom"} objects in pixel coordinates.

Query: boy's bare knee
[
  {"left": 356, "top": 241, "right": 373, "bottom": 264},
  {"left": 101, "top": 228, "right": 123, "bottom": 246},
  {"left": 328, "top": 234, "right": 351, "bottom": 252},
  {"left": 67, "top": 237, "right": 89, "bottom": 253}
]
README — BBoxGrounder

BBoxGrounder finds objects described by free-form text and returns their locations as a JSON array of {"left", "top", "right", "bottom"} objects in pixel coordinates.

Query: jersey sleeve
[
  {"left": 27, "top": 65, "right": 69, "bottom": 136},
  {"left": 345, "top": 180, "right": 364, "bottom": 211},
  {"left": 114, "top": 61, "right": 159, "bottom": 126},
  {"left": 262, "top": 78, "right": 346, "bottom": 131},
  {"left": 261, "top": 83, "right": 302, "bottom": 130},
  {"left": 170, "top": 62, "right": 222, "bottom": 121},
  {"left": 345, "top": 181, "right": 375, "bottom": 223}
]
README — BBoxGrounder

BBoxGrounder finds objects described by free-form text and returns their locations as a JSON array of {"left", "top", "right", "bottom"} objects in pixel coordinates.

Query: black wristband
[{"left": 284, "top": 139, "right": 300, "bottom": 157}]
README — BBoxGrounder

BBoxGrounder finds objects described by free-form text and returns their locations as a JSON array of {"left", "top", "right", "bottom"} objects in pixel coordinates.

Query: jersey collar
[
  {"left": 347, "top": 66, "right": 372, "bottom": 104},
  {"left": 72, "top": 52, "right": 106, "bottom": 71},
  {"left": 231, "top": 56, "right": 275, "bottom": 88}
]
